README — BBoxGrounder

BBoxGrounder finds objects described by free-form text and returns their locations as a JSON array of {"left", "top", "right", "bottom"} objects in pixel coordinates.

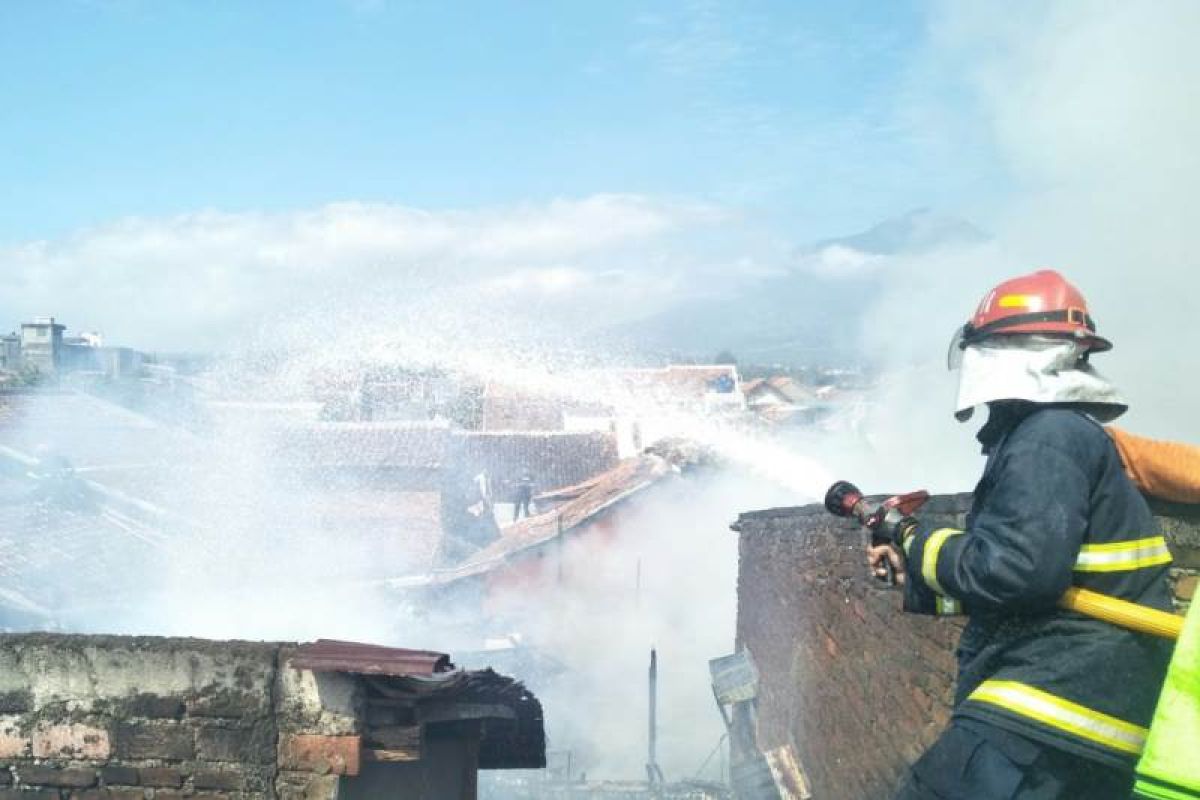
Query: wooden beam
[
  {"left": 366, "top": 724, "right": 422, "bottom": 751},
  {"left": 418, "top": 703, "right": 516, "bottom": 723},
  {"left": 362, "top": 747, "right": 422, "bottom": 763}
]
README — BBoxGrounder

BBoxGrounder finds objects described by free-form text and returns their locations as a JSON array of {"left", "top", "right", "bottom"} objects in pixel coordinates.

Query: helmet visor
[{"left": 947, "top": 325, "right": 967, "bottom": 370}]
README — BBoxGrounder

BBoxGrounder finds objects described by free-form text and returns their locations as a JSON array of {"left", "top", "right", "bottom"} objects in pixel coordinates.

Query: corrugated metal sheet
[{"left": 290, "top": 639, "right": 453, "bottom": 677}]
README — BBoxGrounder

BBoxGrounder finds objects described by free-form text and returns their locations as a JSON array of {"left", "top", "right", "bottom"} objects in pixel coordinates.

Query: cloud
[
  {"left": 796, "top": 244, "right": 884, "bottom": 279},
  {"left": 0, "top": 194, "right": 732, "bottom": 352}
]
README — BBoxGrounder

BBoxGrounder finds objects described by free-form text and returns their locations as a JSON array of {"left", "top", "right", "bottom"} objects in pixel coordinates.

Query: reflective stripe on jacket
[{"left": 903, "top": 403, "right": 1174, "bottom": 769}]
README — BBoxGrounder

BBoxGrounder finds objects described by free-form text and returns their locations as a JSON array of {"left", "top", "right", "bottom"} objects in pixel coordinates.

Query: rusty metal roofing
[
  {"left": 291, "top": 640, "right": 546, "bottom": 768},
  {"left": 290, "top": 639, "right": 454, "bottom": 677}
]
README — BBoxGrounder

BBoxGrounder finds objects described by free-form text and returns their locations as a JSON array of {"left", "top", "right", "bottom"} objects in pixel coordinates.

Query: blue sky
[
  {"left": 1, "top": 1, "right": 1196, "bottom": 436},
  {"left": 0, "top": 0, "right": 1005, "bottom": 244}
]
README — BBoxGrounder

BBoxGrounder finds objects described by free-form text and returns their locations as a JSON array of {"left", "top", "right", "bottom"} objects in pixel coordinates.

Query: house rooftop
[{"left": 391, "top": 453, "right": 677, "bottom": 588}]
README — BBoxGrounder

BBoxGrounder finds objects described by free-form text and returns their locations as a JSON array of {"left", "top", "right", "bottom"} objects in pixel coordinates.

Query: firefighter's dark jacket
[{"left": 903, "top": 402, "right": 1173, "bottom": 769}]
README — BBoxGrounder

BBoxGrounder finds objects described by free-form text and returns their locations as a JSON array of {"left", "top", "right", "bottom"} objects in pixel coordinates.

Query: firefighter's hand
[{"left": 867, "top": 543, "right": 906, "bottom": 585}]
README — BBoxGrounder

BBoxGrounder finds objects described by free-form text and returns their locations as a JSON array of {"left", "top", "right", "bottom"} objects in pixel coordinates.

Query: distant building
[
  {"left": 481, "top": 382, "right": 569, "bottom": 431},
  {"left": 0, "top": 333, "right": 19, "bottom": 372},
  {"left": 19, "top": 317, "right": 65, "bottom": 374},
  {"left": 5, "top": 319, "right": 144, "bottom": 380},
  {"left": 576, "top": 365, "right": 746, "bottom": 455},
  {"left": 743, "top": 374, "right": 827, "bottom": 426},
  {"left": 62, "top": 340, "right": 144, "bottom": 379},
  {"left": 483, "top": 365, "right": 746, "bottom": 456},
  {"left": 98, "top": 346, "right": 143, "bottom": 378}
]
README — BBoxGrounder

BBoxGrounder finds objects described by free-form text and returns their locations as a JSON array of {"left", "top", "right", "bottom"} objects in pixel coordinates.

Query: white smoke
[{"left": 849, "top": 0, "right": 1200, "bottom": 495}]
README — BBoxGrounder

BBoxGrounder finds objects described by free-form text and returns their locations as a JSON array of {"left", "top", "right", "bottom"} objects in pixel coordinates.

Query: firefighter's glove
[
  {"left": 868, "top": 541, "right": 906, "bottom": 585},
  {"left": 871, "top": 507, "right": 918, "bottom": 549}
]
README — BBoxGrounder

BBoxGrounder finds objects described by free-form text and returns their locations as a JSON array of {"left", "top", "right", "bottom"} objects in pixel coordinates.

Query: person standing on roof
[
  {"left": 869, "top": 270, "right": 1174, "bottom": 799},
  {"left": 512, "top": 471, "right": 534, "bottom": 521}
]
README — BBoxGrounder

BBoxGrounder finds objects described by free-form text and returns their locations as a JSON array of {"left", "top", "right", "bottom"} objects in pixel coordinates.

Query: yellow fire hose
[{"left": 1060, "top": 587, "right": 1183, "bottom": 641}]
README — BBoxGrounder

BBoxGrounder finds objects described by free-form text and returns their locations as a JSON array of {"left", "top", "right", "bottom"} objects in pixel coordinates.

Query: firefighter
[
  {"left": 870, "top": 270, "right": 1174, "bottom": 799},
  {"left": 512, "top": 471, "right": 534, "bottom": 521}
]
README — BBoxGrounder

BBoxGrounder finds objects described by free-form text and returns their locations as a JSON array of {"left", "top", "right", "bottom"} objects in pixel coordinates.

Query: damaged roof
[
  {"left": 289, "top": 638, "right": 546, "bottom": 770},
  {"left": 0, "top": 467, "right": 169, "bottom": 626},
  {"left": 392, "top": 453, "right": 677, "bottom": 588},
  {"left": 744, "top": 375, "right": 814, "bottom": 405},
  {"left": 0, "top": 393, "right": 457, "bottom": 620}
]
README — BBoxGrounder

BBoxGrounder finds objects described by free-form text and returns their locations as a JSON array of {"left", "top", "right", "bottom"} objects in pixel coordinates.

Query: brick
[
  {"left": 0, "top": 721, "right": 29, "bottom": 759},
  {"left": 113, "top": 722, "right": 194, "bottom": 760},
  {"left": 33, "top": 723, "right": 112, "bottom": 759},
  {"left": 98, "top": 766, "right": 139, "bottom": 786},
  {"left": 0, "top": 691, "right": 32, "bottom": 714},
  {"left": 1170, "top": 546, "right": 1200, "bottom": 570},
  {"left": 1175, "top": 574, "right": 1198, "bottom": 601},
  {"left": 735, "top": 510, "right": 972, "bottom": 800},
  {"left": 187, "top": 688, "right": 268, "bottom": 719},
  {"left": 193, "top": 769, "right": 245, "bottom": 791},
  {"left": 16, "top": 765, "right": 97, "bottom": 788},
  {"left": 71, "top": 792, "right": 145, "bottom": 800},
  {"left": 124, "top": 693, "right": 185, "bottom": 719},
  {"left": 279, "top": 734, "right": 361, "bottom": 777},
  {"left": 278, "top": 774, "right": 340, "bottom": 800},
  {"left": 197, "top": 723, "right": 273, "bottom": 764},
  {"left": 0, "top": 790, "right": 60, "bottom": 799},
  {"left": 137, "top": 767, "right": 182, "bottom": 788}
]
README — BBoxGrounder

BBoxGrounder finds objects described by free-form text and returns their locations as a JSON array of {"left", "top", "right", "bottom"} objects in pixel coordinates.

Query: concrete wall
[
  {"left": 19, "top": 323, "right": 64, "bottom": 376},
  {"left": 0, "top": 338, "right": 19, "bottom": 373},
  {"left": 732, "top": 494, "right": 1200, "bottom": 800},
  {"left": 0, "top": 634, "right": 364, "bottom": 800}
]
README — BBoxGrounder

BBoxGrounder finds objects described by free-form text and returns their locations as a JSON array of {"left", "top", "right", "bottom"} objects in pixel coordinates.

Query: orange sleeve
[{"left": 1106, "top": 426, "right": 1200, "bottom": 504}]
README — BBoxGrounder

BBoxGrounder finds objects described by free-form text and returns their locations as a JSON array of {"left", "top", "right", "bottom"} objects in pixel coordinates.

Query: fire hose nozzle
[
  {"left": 825, "top": 479, "right": 930, "bottom": 587},
  {"left": 825, "top": 480, "right": 931, "bottom": 531},
  {"left": 824, "top": 480, "right": 863, "bottom": 519}
]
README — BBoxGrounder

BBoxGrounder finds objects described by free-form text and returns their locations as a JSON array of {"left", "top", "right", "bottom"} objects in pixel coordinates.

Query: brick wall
[
  {"left": 732, "top": 494, "right": 1200, "bottom": 800},
  {"left": 0, "top": 634, "right": 362, "bottom": 800}
]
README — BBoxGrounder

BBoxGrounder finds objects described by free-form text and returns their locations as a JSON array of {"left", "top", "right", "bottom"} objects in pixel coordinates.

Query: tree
[{"left": 713, "top": 349, "right": 738, "bottom": 366}]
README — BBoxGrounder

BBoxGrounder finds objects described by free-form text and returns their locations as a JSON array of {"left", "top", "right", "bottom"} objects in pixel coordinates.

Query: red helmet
[{"left": 949, "top": 270, "right": 1111, "bottom": 364}]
